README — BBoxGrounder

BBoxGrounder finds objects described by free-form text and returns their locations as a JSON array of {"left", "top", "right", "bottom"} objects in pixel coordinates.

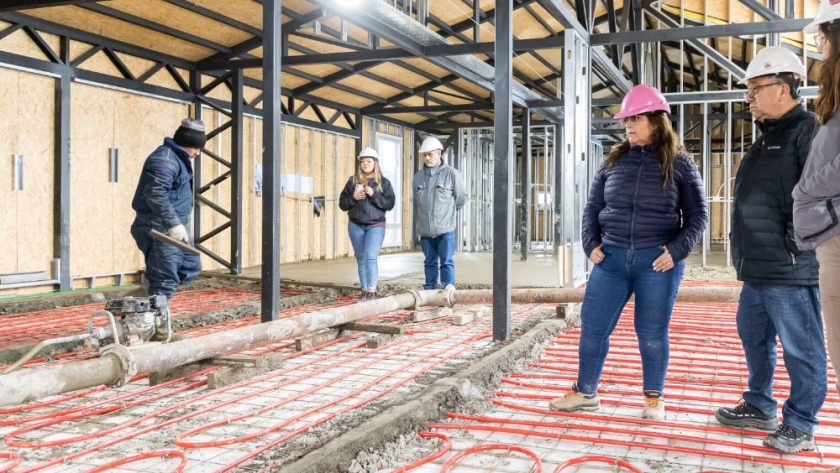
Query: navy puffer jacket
[
  {"left": 131, "top": 138, "right": 194, "bottom": 230},
  {"left": 582, "top": 145, "right": 708, "bottom": 262}
]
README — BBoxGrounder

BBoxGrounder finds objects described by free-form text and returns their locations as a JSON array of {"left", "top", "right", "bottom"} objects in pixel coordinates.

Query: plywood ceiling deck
[{"left": 0, "top": 0, "right": 823, "bottom": 131}]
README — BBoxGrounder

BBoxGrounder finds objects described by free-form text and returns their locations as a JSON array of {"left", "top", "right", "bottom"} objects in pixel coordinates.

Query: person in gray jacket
[
  {"left": 413, "top": 137, "right": 468, "bottom": 289},
  {"left": 794, "top": 0, "right": 840, "bottom": 407}
]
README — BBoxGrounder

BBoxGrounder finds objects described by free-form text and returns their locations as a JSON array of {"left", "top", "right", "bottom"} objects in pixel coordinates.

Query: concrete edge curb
[{"left": 280, "top": 317, "right": 569, "bottom": 473}]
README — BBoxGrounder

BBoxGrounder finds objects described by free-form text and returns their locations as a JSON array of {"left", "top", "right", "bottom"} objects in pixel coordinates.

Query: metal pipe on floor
[
  {"left": 0, "top": 285, "right": 739, "bottom": 407},
  {"left": 0, "top": 288, "right": 455, "bottom": 408},
  {"left": 453, "top": 286, "right": 741, "bottom": 304}
]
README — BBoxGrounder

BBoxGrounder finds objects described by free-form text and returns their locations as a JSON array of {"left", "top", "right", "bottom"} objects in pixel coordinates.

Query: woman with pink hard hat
[{"left": 548, "top": 85, "right": 708, "bottom": 420}]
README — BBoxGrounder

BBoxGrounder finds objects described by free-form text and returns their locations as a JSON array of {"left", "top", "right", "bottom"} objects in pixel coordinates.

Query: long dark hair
[
  {"left": 815, "top": 21, "right": 840, "bottom": 125},
  {"left": 606, "top": 112, "right": 684, "bottom": 187}
]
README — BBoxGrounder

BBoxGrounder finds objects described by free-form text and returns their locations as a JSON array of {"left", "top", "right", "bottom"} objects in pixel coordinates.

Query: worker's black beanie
[{"left": 173, "top": 118, "right": 206, "bottom": 149}]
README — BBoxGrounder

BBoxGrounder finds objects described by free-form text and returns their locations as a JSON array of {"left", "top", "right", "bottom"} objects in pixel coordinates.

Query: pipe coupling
[
  {"left": 407, "top": 289, "right": 423, "bottom": 310},
  {"left": 443, "top": 284, "right": 456, "bottom": 308},
  {"left": 101, "top": 344, "right": 137, "bottom": 388}
]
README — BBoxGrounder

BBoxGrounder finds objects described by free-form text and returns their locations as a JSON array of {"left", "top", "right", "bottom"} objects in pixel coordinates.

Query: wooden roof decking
[{"left": 0, "top": 0, "right": 823, "bottom": 132}]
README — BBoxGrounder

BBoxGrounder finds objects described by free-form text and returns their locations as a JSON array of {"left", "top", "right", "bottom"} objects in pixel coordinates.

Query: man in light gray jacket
[{"left": 413, "top": 137, "right": 468, "bottom": 289}]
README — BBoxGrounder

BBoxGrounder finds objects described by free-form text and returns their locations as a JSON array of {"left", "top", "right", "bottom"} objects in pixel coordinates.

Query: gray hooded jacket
[
  {"left": 793, "top": 110, "right": 840, "bottom": 251},
  {"left": 413, "top": 163, "right": 468, "bottom": 238}
]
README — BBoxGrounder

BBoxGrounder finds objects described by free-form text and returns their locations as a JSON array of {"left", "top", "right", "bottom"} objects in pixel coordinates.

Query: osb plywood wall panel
[
  {"left": 114, "top": 53, "right": 156, "bottom": 79},
  {"left": 0, "top": 68, "right": 54, "bottom": 277},
  {"left": 242, "top": 116, "right": 261, "bottom": 268},
  {"left": 70, "top": 82, "right": 116, "bottom": 276},
  {"left": 200, "top": 76, "right": 233, "bottom": 102},
  {"left": 197, "top": 118, "right": 374, "bottom": 268},
  {"left": 28, "top": 7, "right": 212, "bottom": 61},
  {"left": 76, "top": 50, "right": 124, "bottom": 77},
  {"left": 0, "top": 28, "right": 53, "bottom": 61},
  {"left": 71, "top": 82, "right": 188, "bottom": 276}
]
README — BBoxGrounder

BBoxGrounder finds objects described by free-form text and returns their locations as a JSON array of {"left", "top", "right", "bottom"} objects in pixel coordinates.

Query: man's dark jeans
[
  {"left": 737, "top": 282, "right": 826, "bottom": 434},
  {"left": 131, "top": 221, "right": 201, "bottom": 299},
  {"left": 420, "top": 231, "right": 455, "bottom": 290}
]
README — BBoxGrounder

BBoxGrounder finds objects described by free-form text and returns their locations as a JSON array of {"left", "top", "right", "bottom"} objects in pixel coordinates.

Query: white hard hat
[
  {"left": 418, "top": 137, "right": 443, "bottom": 154},
  {"left": 357, "top": 147, "right": 378, "bottom": 160},
  {"left": 738, "top": 46, "right": 807, "bottom": 85},
  {"left": 805, "top": 0, "right": 840, "bottom": 34}
]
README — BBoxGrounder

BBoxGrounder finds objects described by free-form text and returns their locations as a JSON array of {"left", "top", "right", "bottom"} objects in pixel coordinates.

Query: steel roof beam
[
  {"left": 645, "top": 7, "right": 746, "bottom": 80},
  {"left": 538, "top": 0, "right": 631, "bottom": 92},
  {"left": 591, "top": 18, "right": 809, "bottom": 43},
  {"left": 735, "top": 0, "right": 782, "bottom": 21},
  {"left": 0, "top": 0, "right": 100, "bottom": 11}
]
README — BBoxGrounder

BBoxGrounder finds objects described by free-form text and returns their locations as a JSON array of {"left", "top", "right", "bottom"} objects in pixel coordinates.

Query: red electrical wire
[
  {"left": 80, "top": 451, "right": 188, "bottom": 473},
  {"left": 7, "top": 302, "right": 544, "bottom": 472},
  {"left": 214, "top": 305, "right": 546, "bottom": 472},
  {"left": 0, "top": 453, "right": 22, "bottom": 473},
  {"left": 440, "top": 443, "right": 543, "bottom": 473},
  {"left": 425, "top": 422, "right": 834, "bottom": 469},
  {"left": 5, "top": 373, "right": 212, "bottom": 447},
  {"left": 552, "top": 455, "right": 643, "bottom": 473},
  {"left": 391, "top": 433, "right": 452, "bottom": 473},
  {"left": 13, "top": 338, "right": 374, "bottom": 472},
  {"left": 176, "top": 326, "right": 473, "bottom": 448}
]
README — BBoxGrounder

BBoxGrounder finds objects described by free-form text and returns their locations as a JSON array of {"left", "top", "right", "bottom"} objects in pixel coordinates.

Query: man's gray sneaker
[{"left": 763, "top": 424, "right": 815, "bottom": 453}]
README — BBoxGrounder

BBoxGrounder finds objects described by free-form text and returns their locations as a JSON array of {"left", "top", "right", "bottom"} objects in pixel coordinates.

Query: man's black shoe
[
  {"left": 763, "top": 424, "right": 815, "bottom": 453},
  {"left": 715, "top": 401, "right": 779, "bottom": 431}
]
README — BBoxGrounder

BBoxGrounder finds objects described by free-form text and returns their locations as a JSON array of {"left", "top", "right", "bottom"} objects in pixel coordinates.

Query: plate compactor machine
[{"left": 2, "top": 294, "right": 175, "bottom": 375}]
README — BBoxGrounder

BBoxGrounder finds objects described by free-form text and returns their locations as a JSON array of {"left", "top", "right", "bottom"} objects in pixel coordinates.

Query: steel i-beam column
[
  {"left": 493, "top": 0, "right": 513, "bottom": 342},
  {"left": 231, "top": 68, "right": 244, "bottom": 275},
  {"left": 191, "top": 71, "right": 203, "bottom": 255},
  {"left": 262, "top": 0, "right": 282, "bottom": 323},
  {"left": 54, "top": 73, "right": 71, "bottom": 292},
  {"left": 520, "top": 110, "right": 531, "bottom": 261},
  {"left": 561, "top": 28, "right": 591, "bottom": 287}
]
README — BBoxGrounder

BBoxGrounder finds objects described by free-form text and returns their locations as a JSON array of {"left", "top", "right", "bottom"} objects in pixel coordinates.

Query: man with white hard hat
[
  {"left": 715, "top": 46, "right": 825, "bottom": 454},
  {"left": 412, "top": 136, "right": 467, "bottom": 290}
]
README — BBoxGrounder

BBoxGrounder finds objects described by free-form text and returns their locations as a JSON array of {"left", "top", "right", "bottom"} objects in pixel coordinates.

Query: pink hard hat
[{"left": 614, "top": 85, "right": 670, "bottom": 119}]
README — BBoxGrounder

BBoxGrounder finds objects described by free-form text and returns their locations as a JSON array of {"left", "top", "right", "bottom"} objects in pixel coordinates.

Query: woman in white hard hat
[
  {"left": 794, "top": 0, "right": 840, "bottom": 408},
  {"left": 338, "top": 147, "right": 396, "bottom": 301},
  {"left": 548, "top": 85, "right": 707, "bottom": 420}
]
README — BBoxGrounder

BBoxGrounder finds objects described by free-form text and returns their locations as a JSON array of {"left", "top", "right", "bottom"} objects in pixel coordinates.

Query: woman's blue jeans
[
  {"left": 348, "top": 222, "right": 386, "bottom": 291},
  {"left": 576, "top": 245, "right": 684, "bottom": 396}
]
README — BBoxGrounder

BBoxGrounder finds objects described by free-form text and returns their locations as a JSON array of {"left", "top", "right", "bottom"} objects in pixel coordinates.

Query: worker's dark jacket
[
  {"left": 731, "top": 106, "right": 819, "bottom": 285},
  {"left": 582, "top": 145, "right": 707, "bottom": 263},
  {"left": 130, "top": 138, "right": 200, "bottom": 299},
  {"left": 338, "top": 176, "right": 396, "bottom": 225},
  {"left": 131, "top": 138, "right": 194, "bottom": 230}
]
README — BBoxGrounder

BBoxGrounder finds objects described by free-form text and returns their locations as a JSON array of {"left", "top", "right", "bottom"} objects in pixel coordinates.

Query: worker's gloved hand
[{"left": 168, "top": 224, "right": 189, "bottom": 243}]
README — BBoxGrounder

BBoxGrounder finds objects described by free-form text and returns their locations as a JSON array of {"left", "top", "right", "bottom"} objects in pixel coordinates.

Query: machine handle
[{"left": 149, "top": 229, "right": 201, "bottom": 255}]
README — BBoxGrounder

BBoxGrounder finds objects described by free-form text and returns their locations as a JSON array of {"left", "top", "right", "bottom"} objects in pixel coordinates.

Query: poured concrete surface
[{"left": 236, "top": 249, "right": 735, "bottom": 289}]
